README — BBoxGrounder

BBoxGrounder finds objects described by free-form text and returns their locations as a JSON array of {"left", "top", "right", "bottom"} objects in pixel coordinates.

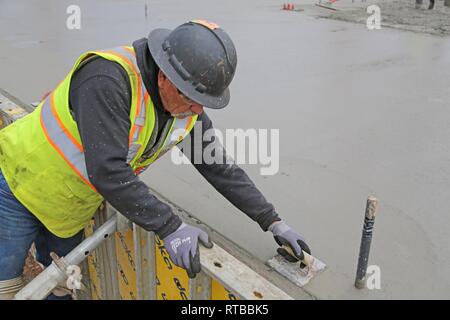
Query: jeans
[{"left": 0, "top": 169, "right": 83, "bottom": 298}]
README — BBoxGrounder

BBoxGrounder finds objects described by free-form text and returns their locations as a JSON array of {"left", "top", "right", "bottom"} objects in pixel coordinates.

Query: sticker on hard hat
[{"left": 191, "top": 19, "right": 220, "bottom": 30}]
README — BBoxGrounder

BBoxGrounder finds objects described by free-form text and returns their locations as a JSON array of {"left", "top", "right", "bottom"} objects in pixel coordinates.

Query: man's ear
[{"left": 157, "top": 70, "right": 166, "bottom": 88}]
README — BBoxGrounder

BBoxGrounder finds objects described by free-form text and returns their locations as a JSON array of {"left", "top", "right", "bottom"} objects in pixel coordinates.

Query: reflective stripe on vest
[
  {"left": 165, "top": 116, "right": 195, "bottom": 148},
  {"left": 138, "top": 115, "right": 196, "bottom": 171},
  {"left": 39, "top": 46, "right": 151, "bottom": 190},
  {"left": 98, "top": 46, "right": 149, "bottom": 163},
  {"left": 40, "top": 93, "right": 95, "bottom": 190}
]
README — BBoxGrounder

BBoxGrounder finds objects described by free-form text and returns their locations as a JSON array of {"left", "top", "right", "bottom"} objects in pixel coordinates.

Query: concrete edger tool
[{"left": 267, "top": 245, "right": 326, "bottom": 287}]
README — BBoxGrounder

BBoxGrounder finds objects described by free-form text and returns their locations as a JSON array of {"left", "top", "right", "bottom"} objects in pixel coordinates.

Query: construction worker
[{"left": 0, "top": 20, "right": 311, "bottom": 300}]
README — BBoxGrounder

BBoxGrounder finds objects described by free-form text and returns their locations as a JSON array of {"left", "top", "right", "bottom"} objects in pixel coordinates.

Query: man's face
[{"left": 157, "top": 70, "right": 204, "bottom": 119}]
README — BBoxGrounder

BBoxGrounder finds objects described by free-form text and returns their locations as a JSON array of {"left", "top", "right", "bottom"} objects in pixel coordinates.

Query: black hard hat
[{"left": 147, "top": 20, "right": 237, "bottom": 109}]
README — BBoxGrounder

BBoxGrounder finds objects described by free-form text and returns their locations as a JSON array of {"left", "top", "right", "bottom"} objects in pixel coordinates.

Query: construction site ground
[
  {"left": 309, "top": 0, "right": 450, "bottom": 36},
  {"left": 1, "top": 0, "right": 449, "bottom": 299}
]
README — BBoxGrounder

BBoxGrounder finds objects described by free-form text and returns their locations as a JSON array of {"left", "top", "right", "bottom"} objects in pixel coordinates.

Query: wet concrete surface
[
  {"left": 315, "top": 0, "right": 450, "bottom": 36},
  {"left": 1, "top": 0, "right": 449, "bottom": 299}
]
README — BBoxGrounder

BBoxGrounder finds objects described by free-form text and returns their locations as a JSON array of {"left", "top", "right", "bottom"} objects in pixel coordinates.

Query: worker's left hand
[
  {"left": 269, "top": 220, "right": 311, "bottom": 263},
  {"left": 162, "top": 222, "right": 213, "bottom": 279}
]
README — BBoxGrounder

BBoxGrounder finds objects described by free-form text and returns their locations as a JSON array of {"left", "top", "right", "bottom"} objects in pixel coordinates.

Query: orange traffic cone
[{"left": 282, "top": 3, "right": 295, "bottom": 10}]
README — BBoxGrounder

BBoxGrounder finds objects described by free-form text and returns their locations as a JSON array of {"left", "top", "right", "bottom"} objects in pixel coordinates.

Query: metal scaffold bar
[
  {"left": 188, "top": 271, "right": 212, "bottom": 300},
  {"left": 133, "top": 224, "right": 157, "bottom": 300},
  {"left": 15, "top": 216, "right": 118, "bottom": 300}
]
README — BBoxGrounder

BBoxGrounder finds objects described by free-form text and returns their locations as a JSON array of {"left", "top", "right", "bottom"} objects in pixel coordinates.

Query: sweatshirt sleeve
[
  {"left": 69, "top": 57, "right": 182, "bottom": 238},
  {"left": 178, "top": 112, "right": 281, "bottom": 231}
]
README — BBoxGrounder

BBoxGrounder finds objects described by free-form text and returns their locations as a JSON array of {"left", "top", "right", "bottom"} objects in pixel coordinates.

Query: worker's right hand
[
  {"left": 269, "top": 220, "right": 311, "bottom": 264},
  {"left": 162, "top": 223, "right": 213, "bottom": 278}
]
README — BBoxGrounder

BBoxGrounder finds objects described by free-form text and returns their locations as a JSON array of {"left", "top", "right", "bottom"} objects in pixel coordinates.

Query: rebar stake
[{"left": 355, "top": 196, "right": 379, "bottom": 289}]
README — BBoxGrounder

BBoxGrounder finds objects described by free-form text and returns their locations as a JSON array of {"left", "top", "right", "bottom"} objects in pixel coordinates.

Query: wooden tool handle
[
  {"left": 365, "top": 196, "right": 379, "bottom": 219},
  {"left": 281, "top": 245, "right": 313, "bottom": 268}
]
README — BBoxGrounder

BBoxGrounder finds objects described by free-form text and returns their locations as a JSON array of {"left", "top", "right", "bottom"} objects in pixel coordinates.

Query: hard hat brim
[{"left": 147, "top": 28, "right": 230, "bottom": 110}]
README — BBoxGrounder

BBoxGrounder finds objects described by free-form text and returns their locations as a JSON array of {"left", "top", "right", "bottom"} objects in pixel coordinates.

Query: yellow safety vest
[{"left": 0, "top": 46, "right": 197, "bottom": 238}]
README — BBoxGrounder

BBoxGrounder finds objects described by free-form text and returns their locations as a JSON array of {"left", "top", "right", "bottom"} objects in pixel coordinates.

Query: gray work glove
[
  {"left": 269, "top": 220, "right": 311, "bottom": 266},
  {"left": 162, "top": 223, "right": 213, "bottom": 278}
]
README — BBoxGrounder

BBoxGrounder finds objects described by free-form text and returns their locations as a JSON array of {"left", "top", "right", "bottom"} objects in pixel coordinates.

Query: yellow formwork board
[
  {"left": 211, "top": 279, "right": 239, "bottom": 300},
  {"left": 84, "top": 218, "right": 103, "bottom": 300},
  {"left": 115, "top": 230, "right": 138, "bottom": 300},
  {"left": 154, "top": 235, "right": 238, "bottom": 300},
  {"left": 154, "top": 235, "right": 190, "bottom": 300},
  {"left": 86, "top": 225, "right": 240, "bottom": 300}
]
